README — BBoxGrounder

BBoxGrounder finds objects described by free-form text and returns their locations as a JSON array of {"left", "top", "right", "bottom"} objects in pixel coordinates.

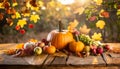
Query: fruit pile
[
  {"left": 5, "top": 39, "right": 56, "bottom": 57},
  {"left": 70, "top": 31, "right": 111, "bottom": 57},
  {"left": 5, "top": 22, "right": 111, "bottom": 57}
]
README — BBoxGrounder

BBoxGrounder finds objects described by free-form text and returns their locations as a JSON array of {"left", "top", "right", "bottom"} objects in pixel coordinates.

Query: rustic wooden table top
[{"left": 0, "top": 43, "right": 120, "bottom": 69}]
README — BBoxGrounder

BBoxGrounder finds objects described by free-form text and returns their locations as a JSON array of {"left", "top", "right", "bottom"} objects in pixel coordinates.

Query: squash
[
  {"left": 47, "top": 21, "right": 74, "bottom": 49},
  {"left": 69, "top": 34, "right": 85, "bottom": 53},
  {"left": 69, "top": 41, "right": 84, "bottom": 53}
]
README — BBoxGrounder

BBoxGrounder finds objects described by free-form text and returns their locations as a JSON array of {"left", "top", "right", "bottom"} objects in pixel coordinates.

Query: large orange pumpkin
[{"left": 47, "top": 21, "right": 74, "bottom": 49}]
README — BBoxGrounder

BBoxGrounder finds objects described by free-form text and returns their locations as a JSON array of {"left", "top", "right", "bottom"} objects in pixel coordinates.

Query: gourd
[{"left": 47, "top": 21, "right": 74, "bottom": 49}]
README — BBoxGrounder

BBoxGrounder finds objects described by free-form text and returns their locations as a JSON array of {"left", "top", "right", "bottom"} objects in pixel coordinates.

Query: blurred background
[{"left": 0, "top": 0, "right": 120, "bottom": 43}]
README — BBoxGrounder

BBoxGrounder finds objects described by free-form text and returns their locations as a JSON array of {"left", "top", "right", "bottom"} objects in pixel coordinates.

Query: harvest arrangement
[{"left": 5, "top": 21, "right": 111, "bottom": 57}]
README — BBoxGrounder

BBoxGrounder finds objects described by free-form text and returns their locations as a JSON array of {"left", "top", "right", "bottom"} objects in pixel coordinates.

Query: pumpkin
[
  {"left": 69, "top": 34, "right": 85, "bottom": 53},
  {"left": 47, "top": 21, "right": 74, "bottom": 49},
  {"left": 46, "top": 43, "right": 56, "bottom": 54}
]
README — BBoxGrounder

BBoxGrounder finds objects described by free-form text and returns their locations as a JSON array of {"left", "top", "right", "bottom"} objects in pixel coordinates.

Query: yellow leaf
[
  {"left": 31, "top": 6, "right": 39, "bottom": 11},
  {"left": 68, "top": 26, "right": 75, "bottom": 32},
  {"left": 17, "top": 20, "right": 27, "bottom": 28},
  {"left": 69, "top": 19, "right": 79, "bottom": 28},
  {"left": 30, "top": 14, "right": 40, "bottom": 23},
  {"left": 79, "top": 24, "right": 91, "bottom": 34},
  {"left": 26, "top": 1, "right": 31, "bottom": 8},
  {"left": 12, "top": 3, "right": 18, "bottom": 7},
  {"left": 38, "top": 1, "right": 44, "bottom": 7},
  {"left": 74, "top": 7, "right": 85, "bottom": 15},
  {"left": 68, "top": 19, "right": 78, "bottom": 32},
  {"left": 94, "top": 0, "right": 103, "bottom": 5},
  {"left": 22, "top": 13, "right": 30, "bottom": 17},
  {"left": 0, "top": 3, "right": 4, "bottom": 9},
  {"left": 15, "top": 12, "right": 21, "bottom": 19},
  {"left": 96, "top": 20, "right": 105, "bottom": 29},
  {"left": 92, "top": 32, "right": 102, "bottom": 41}
]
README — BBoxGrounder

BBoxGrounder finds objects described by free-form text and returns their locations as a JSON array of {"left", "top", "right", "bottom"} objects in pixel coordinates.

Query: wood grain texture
[{"left": 67, "top": 55, "right": 105, "bottom": 66}]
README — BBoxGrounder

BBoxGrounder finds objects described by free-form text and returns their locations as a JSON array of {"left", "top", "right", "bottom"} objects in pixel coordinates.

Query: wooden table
[{"left": 0, "top": 43, "right": 120, "bottom": 69}]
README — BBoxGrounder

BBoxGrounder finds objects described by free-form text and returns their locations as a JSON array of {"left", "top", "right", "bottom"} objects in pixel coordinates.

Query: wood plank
[
  {"left": 67, "top": 55, "right": 106, "bottom": 66},
  {"left": 0, "top": 43, "right": 17, "bottom": 50},
  {"left": 0, "top": 54, "right": 29, "bottom": 65},
  {"left": 43, "top": 55, "right": 55, "bottom": 65},
  {"left": 22, "top": 54, "right": 48, "bottom": 65},
  {"left": 51, "top": 56, "right": 67, "bottom": 66},
  {"left": 102, "top": 53, "right": 120, "bottom": 66}
]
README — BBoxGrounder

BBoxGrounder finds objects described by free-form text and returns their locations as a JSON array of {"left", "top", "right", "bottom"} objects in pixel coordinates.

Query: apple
[
  {"left": 34, "top": 47, "right": 42, "bottom": 55},
  {"left": 39, "top": 42, "right": 45, "bottom": 47}
]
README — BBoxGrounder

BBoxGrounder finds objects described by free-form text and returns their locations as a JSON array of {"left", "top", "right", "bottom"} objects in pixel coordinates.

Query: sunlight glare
[{"left": 57, "top": 0, "right": 75, "bottom": 5}]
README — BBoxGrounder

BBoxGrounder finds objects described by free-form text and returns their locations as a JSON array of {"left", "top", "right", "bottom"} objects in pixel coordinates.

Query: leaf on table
[
  {"left": 79, "top": 24, "right": 91, "bottom": 34},
  {"left": 30, "top": 14, "right": 40, "bottom": 23},
  {"left": 52, "top": 51, "right": 67, "bottom": 57},
  {"left": 17, "top": 19, "right": 27, "bottom": 28},
  {"left": 92, "top": 57, "right": 98, "bottom": 64}
]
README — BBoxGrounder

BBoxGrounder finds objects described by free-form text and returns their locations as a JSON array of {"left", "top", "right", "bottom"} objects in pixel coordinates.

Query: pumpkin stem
[
  {"left": 76, "top": 34, "right": 79, "bottom": 42},
  {"left": 59, "top": 21, "right": 62, "bottom": 32},
  {"left": 48, "top": 42, "right": 51, "bottom": 46}
]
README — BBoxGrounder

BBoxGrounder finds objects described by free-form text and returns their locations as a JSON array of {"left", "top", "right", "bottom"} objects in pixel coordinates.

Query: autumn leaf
[
  {"left": 12, "top": 3, "right": 18, "bottom": 7},
  {"left": 0, "top": 3, "right": 4, "bottom": 9},
  {"left": 69, "top": 19, "right": 79, "bottom": 28},
  {"left": 17, "top": 20, "right": 27, "bottom": 28},
  {"left": 79, "top": 24, "right": 91, "bottom": 34},
  {"left": 92, "top": 32, "right": 102, "bottom": 41},
  {"left": 68, "top": 19, "right": 79, "bottom": 32},
  {"left": 31, "top": 6, "right": 39, "bottom": 11},
  {"left": 30, "top": 14, "right": 40, "bottom": 23},
  {"left": 74, "top": 7, "right": 85, "bottom": 15},
  {"left": 94, "top": 0, "right": 103, "bottom": 5},
  {"left": 15, "top": 12, "right": 21, "bottom": 19},
  {"left": 38, "top": 1, "right": 44, "bottom": 7},
  {"left": 96, "top": 20, "right": 105, "bottom": 29}
]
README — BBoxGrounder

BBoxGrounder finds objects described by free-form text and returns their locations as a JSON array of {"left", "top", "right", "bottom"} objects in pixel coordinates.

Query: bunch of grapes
[{"left": 78, "top": 34, "right": 94, "bottom": 45}]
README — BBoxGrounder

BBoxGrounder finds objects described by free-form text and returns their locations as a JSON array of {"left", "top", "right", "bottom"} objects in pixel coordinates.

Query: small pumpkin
[
  {"left": 69, "top": 34, "right": 85, "bottom": 53},
  {"left": 47, "top": 21, "right": 74, "bottom": 49},
  {"left": 46, "top": 43, "right": 56, "bottom": 54}
]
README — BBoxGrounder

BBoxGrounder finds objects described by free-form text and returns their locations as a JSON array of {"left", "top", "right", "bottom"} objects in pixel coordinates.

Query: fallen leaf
[
  {"left": 79, "top": 24, "right": 91, "bottom": 34},
  {"left": 92, "top": 57, "right": 98, "bottom": 64}
]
